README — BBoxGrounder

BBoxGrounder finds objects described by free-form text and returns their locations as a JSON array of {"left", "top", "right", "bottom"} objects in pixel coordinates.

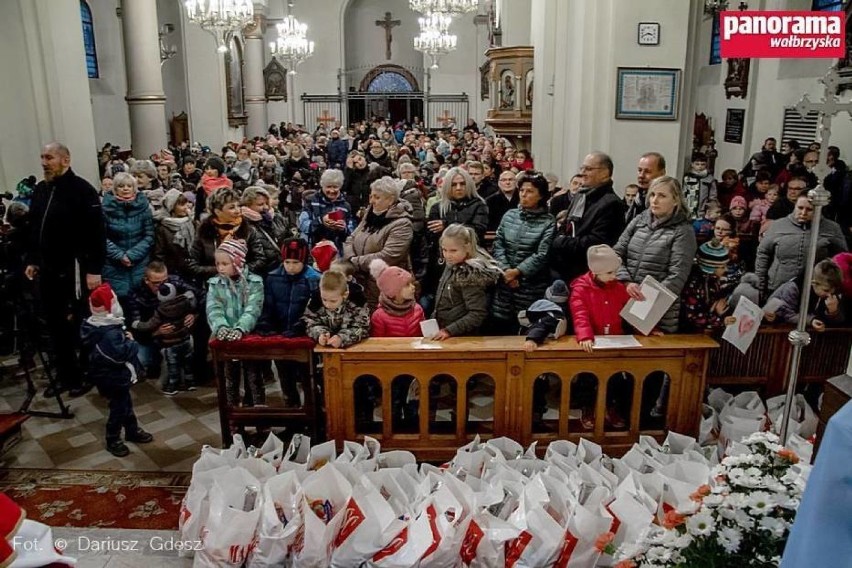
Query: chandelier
[
  {"left": 270, "top": 15, "right": 315, "bottom": 75},
  {"left": 414, "top": 12, "right": 457, "bottom": 69},
  {"left": 704, "top": 0, "right": 748, "bottom": 16},
  {"left": 409, "top": 0, "right": 479, "bottom": 17},
  {"left": 183, "top": 0, "right": 253, "bottom": 53}
]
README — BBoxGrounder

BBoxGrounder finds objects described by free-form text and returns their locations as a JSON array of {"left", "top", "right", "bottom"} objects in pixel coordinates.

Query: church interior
[{"left": 1, "top": 0, "right": 851, "bottom": 566}]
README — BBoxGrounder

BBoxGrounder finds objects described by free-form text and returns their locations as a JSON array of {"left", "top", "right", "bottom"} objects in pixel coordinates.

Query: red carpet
[{"left": 0, "top": 469, "right": 190, "bottom": 530}]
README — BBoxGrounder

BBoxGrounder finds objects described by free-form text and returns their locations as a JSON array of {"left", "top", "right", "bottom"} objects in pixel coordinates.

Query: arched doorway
[{"left": 349, "top": 64, "right": 424, "bottom": 123}]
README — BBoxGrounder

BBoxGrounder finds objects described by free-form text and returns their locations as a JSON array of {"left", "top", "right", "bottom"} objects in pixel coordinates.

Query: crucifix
[
  {"left": 317, "top": 109, "right": 337, "bottom": 127},
  {"left": 375, "top": 12, "right": 401, "bottom": 60},
  {"left": 779, "top": 63, "right": 852, "bottom": 445},
  {"left": 438, "top": 109, "right": 456, "bottom": 127}
]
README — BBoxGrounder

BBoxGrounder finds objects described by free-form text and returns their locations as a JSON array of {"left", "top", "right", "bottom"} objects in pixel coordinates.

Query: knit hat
[
  {"left": 729, "top": 196, "right": 747, "bottom": 210},
  {"left": 89, "top": 283, "right": 123, "bottom": 318},
  {"left": 370, "top": 259, "right": 413, "bottom": 300},
  {"left": 224, "top": 150, "right": 237, "bottom": 160},
  {"left": 163, "top": 188, "right": 183, "bottom": 215},
  {"left": 157, "top": 282, "right": 177, "bottom": 303},
  {"left": 281, "top": 238, "right": 309, "bottom": 264},
  {"left": 697, "top": 239, "right": 730, "bottom": 274},
  {"left": 587, "top": 244, "right": 622, "bottom": 274},
  {"left": 545, "top": 279, "right": 569, "bottom": 304},
  {"left": 312, "top": 240, "right": 338, "bottom": 272},
  {"left": 217, "top": 239, "right": 248, "bottom": 271}
]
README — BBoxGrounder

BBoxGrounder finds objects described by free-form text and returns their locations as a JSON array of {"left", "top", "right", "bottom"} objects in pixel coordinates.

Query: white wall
[
  {"left": 532, "top": 0, "right": 694, "bottom": 191},
  {"left": 157, "top": 0, "right": 189, "bottom": 126},
  {"left": 498, "top": 0, "right": 531, "bottom": 46},
  {"left": 0, "top": 0, "right": 98, "bottom": 190},
  {"left": 693, "top": 0, "right": 852, "bottom": 174},
  {"left": 344, "top": 0, "right": 423, "bottom": 91},
  {"left": 89, "top": 0, "right": 130, "bottom": 149}
]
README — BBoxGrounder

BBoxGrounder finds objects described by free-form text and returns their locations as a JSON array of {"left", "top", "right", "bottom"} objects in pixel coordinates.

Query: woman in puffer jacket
[
  {"left": 491, "top": 171, "right": 555, "bottom": 334},
  {"left": 755, "top": 195, "right": 847, "bottom": 297},
  {"left": 614, "top": 176, "right": 697, "bottom": 333},
  {"left": 102, "top": 173, "right": 155, "bottom": 303}
]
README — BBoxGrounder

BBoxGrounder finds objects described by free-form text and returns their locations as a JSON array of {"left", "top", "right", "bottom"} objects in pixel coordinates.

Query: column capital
[{"left": 243, "top": 14, "right": 267, "bottom": 39}]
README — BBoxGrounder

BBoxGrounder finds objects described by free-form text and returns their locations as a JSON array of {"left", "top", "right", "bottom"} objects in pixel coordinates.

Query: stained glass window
[
  {"left": 367, "top": 72, "right": 414, "bottom": 93},
  {"left": 710, "top": 15, "right": 721, "bottom": 65},
  {"left": 80, "top": 1, "right": 99, "bottom": 78},
  {"left": 812, "top": 0, "right": 843, "bottom": 11}
]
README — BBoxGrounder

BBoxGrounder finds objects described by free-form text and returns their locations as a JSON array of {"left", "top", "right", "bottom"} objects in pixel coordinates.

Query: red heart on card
[{"left": 738, "top": 314, "right": 756, "bottom": 336}]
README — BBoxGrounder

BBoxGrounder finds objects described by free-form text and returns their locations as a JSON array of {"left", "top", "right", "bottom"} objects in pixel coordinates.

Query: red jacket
[
  {"left": 834, "top": 252, "right": 852, "bottom": 298},
  {"left": 370, "top": 303, "right": 425, "bottom": 337},
  {"left": 569, "top": 272, "right": 631, "bottom": 342}
]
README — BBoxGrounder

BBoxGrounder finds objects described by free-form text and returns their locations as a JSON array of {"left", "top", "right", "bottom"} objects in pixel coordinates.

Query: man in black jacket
[
  {"left": 25, "top": 142, "right": 105, "bottom": 397},
  {"left": 549, "top": 152, "right": 625, "bottom": 283}
]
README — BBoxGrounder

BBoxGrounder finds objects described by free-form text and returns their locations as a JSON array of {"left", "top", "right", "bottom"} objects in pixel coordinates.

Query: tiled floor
[
  {"left": 0, "top": 362, "right": 222, "bottom": 472},
  {"left": 49, "top": 528, "right": 194, "bottom": 567}
]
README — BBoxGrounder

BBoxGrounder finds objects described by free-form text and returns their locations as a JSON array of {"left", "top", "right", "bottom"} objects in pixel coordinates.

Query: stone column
[
  {"left": 121, "top": 0, "right": 168, "bottom": 157},
  {"left": 243, "top": 14, "right": 268, "bottom": 138}
]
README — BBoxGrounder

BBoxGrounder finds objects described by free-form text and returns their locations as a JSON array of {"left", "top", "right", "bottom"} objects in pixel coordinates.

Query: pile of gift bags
[
  {"left": 700, "top": 388, "right": 817, "bottom": 460},
  {"left": 178, "top": 429, "right": 762, "bottom": 568}
]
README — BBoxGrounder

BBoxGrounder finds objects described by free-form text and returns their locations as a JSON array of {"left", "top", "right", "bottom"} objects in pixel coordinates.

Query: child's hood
[
  {"left": 80, "top": 319, "right": 124, "bottom": 347},
  {"left": 453, "top": 256, "right": 503, "bottom": 287}
]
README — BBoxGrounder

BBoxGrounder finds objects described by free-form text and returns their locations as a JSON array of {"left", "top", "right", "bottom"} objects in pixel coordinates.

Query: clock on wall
[{"left": 638, "top": 22, "right": 660, "bottom": 46}]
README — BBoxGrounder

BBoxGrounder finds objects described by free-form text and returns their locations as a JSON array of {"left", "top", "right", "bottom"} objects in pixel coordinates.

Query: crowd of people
[{"left": 3, "top": 119, "right": 851, "bottom": 457}]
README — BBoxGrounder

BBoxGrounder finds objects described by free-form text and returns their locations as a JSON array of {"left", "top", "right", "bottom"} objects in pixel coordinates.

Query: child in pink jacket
[{"left": 369, "top": 259, "right": 424, "bottom": 337}]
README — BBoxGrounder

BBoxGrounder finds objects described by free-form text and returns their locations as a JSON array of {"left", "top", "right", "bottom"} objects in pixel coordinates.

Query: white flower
[
  {"left": 686, "top": 511, "right": 716, "bottom": 537},
  {"left": 703, "top": 493, "right": 725, "bottom": 507},
  {"left": 645, "top": 545, "right": 673, "bottom": 563},
  {"left": 747, "top": 491, "right": 776, "bottom": 516},
  {"left": 758, "top": 516, "right": 788, "bottom": 538},
  {"left": 716, "top": 525, "right": 743, "bottom": 554}
]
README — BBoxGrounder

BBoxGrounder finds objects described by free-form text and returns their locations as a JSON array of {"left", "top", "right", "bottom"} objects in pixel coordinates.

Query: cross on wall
[
  {"left": 375, "top": 12, "right": 401, "bottom": 61},
  {"left": 438, "top": 109, "right": 456, "bottom": 127},
  {"left": 317, "top": 110, "right": 337, "bottom": 127}
]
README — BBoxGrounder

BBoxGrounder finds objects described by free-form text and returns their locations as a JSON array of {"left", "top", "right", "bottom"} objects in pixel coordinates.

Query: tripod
[{"left": 4, "top": 298, "right": 73, "bottom": 419}]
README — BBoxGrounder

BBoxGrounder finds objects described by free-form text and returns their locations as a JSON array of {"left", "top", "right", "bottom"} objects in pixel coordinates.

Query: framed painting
[{"left": 615, "top": 67, "right": 681, "bottom": 120}]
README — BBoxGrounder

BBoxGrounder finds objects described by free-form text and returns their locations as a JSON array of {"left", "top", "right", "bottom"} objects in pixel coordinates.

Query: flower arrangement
[{"left": 615, "top": 432, "right": 811, "bottom": 568}]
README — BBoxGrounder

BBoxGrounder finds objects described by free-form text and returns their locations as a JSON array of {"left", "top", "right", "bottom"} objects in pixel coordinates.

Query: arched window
[
  {"left": 367, "top": 72, "right": 414, "bottom": 93},
  {"left": 80, "top": 1, "right": 99, "bottom": 78}
]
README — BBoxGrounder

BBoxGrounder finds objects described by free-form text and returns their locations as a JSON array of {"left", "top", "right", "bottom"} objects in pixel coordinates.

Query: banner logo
[{"left": 720, "top": 11, "right": 845, "bottom": 58}]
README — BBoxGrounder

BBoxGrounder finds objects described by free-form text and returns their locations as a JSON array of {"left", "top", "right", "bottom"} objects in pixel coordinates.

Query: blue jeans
[
  {"left": 136, "top": 342, "right": 162, "bottom": 375},
  {"left": 163, "top": 338, "right": 194, "bottom": 391}
]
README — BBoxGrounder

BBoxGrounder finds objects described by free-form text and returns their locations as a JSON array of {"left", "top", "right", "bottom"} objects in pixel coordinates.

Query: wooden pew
[
  {"left": 317, "top": 335, "right": 718, "bottom": 460},
  {"left": 210, "top": 335, "right": 317, "bottom": 445}
]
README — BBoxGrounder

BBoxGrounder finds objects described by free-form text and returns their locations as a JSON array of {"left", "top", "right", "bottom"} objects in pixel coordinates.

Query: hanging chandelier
[
  {"left": 409, "top": 0, "right": 479, "bottom": 17},
  {"left": 183, "top": 0, "right": 254, "bottom": 53},
  {"left": 414, "top": 12, "right": 457, "bottom": 69},
  {"left": 270, "top": 15, "right": 315, "bottom": 75}
]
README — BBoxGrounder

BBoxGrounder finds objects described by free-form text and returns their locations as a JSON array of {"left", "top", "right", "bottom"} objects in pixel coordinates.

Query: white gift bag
[
  {"left": 699, "top": 404, "right": 718, "bottom": 446},
  {"left": 257, "top": 432, "right": 286, "bottom": 470},
  {"left": 707, "top": 388, "right": 733, "bottom": 414},
  {"left": 179, "top": 465, "right": 232, "bottom": 553},
  {"left": 330, "top": 479, "right": 406, "bottom": 567},
  {"left": 552, "top": 499, "right": 612, "bottom": 568},
  {"left": 195, "top": 467, "right": 263, "bottom": 568},
  {"left": 247, "top": 471, "right": 303, "bottom": 568},
  {"left": 291, "top": 461, "right": 353, "bottom": 568},
  {"left": 767, "top": 394, "right": 818, "bottom": 439},
  {"left": 503, "top": 501, "right": 564, "bottom": 568},
  {"left": 458, "top": 512, "right": 520, "bottom": 568}
]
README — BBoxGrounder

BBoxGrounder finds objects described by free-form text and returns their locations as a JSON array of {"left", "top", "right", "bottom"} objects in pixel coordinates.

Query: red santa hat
[
  {"left": 311, "top": 240, "right": 338, "bottom": 273},
  {"left": 89, "top": 283, "right": 123, "bottom": 318}
]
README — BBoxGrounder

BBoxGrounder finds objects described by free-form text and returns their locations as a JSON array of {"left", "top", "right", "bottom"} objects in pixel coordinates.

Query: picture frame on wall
[{"left": 615, "top": 67, "right": 681, "bottom": 120}]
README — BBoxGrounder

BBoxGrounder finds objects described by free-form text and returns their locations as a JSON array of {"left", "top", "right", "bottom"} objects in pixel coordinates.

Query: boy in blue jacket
[
  {"left": 80, "top": 283, "right": 152, "bottom": 457},
  {"left": 256, "top": 238, "right": 320, "bottom": 406}
]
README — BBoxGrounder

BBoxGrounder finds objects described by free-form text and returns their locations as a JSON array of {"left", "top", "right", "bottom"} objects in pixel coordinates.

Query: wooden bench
[
  {"left": 706, "top": 327, "right": 852, "bottom": 396},
  {"left": 210, "top": 336, "right": 317, "bottom": 445},
  {"left": 317, "top": 335, "right": 718, "bottom": 460}
]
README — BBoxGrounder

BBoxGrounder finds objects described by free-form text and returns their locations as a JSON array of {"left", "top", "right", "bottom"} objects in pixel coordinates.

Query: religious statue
[
  {"left": 500, "top": 71, "right": 515, "bottom": 109},
  {"left": 525, "top": 69, "right": 534, "bottom": 108}
]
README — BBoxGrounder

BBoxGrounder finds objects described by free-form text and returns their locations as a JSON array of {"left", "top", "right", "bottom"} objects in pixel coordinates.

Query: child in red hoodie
[
  {"left": 569, "top": 245, "right": 631, "bottom": 352},
  {"left": 569, "top": 245, "right": 632, "bottom": 430}
]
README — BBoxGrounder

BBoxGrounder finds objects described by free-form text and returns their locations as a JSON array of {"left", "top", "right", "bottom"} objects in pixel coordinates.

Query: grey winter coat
[
  {"left": 491, "top": 207, "right": 555, "bottom": 321},
  {"left": 343, "top": 200, "right": 414, "bottom": 306},
  {"left": 755, "top": 213, "right": 847, "bottom": 295},
  {"left": 433, "top": 258, "right": 502, "bottom": 336},
  {"left": 614, "top": 208, "right": 698, "bottom": 333}
]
